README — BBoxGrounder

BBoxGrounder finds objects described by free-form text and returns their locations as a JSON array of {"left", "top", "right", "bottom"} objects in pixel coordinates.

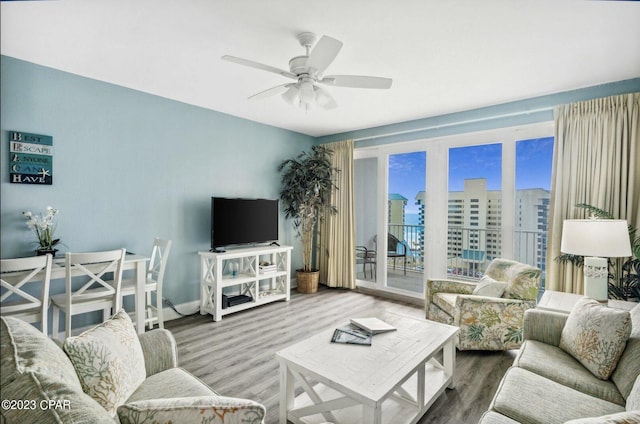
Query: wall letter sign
[{"left": 9, "top": 131, "right": 53, "bottom": 185}]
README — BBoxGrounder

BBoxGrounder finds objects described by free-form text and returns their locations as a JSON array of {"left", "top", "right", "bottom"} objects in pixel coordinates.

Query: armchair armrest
[
  {"left": 138, "top": 329, "right": 178, "bottom": 376},
  {"left": 455, "top": 295, "right": 536, "bottom": 350},
  {"left": 522, "top": 308, "right": 568, "bottom": 346},
  {"left": 118, "top": 396, "right": 266, "bottom": 424},
  {"left": 426, "top": 279, "right": 476, "bottom": 305}
]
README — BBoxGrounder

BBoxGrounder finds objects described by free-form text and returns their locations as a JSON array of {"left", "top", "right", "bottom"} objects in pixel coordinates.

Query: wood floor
[{"left": 165, "top": 288, "right": 516, "bottom": 424}]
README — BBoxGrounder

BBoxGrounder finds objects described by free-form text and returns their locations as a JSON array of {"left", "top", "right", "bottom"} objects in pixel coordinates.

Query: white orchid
[{"left": 21, "top": 207, "right": 61, "bottom": 250}]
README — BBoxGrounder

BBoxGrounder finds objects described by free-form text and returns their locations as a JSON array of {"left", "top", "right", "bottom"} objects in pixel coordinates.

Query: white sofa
[
  {"left": 1, "top": 311, "right": 266, "bottom": 423},
  {"left": 480, "top": 302, "right": 640, "bottom": 424}
]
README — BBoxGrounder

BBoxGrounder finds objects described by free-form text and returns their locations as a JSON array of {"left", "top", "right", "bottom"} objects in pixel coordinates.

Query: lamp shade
[{"left": 560, "top": 219, "right": 632, "bottom": 258}]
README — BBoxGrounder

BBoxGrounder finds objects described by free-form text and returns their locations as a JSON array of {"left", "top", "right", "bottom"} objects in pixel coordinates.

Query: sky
[{"left": 388, "top": 137, "right": 554, "bottom": 214}]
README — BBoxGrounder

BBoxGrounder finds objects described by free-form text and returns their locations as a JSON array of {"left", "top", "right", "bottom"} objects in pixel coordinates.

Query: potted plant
[
  {"left": 278, "top": 145, "right": 338, "bottom": 293},
  {"left": 21, "top": 206, "right": 64, "bottom": 257}
]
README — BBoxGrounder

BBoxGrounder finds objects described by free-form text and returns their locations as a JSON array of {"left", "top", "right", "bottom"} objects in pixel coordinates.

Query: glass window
[
  {"left": 448, "top": 143, "right": 502, "bottom": 278},
  {"left": 514, "top": 137, "right": 554, "bottom": 281}
]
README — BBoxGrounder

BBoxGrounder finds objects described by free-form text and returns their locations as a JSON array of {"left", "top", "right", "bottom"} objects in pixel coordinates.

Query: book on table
[
  {"left": 331, "top": 324, "right": 372, "bottom": 346},
  {"left": 350, "top": 317, "right": 396, "bottom": 334}
]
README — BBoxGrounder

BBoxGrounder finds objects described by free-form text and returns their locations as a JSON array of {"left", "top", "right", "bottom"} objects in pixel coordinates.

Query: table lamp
[{"left": 560, "top": 219, "right": 632, "bottom": 302}]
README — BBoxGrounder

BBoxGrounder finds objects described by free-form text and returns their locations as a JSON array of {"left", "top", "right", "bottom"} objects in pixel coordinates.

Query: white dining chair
[
  {"left": 120, "top": 238, "right": 171, "bottom": 329},
  {"left": 51, "top": 248, "right": 125, "bottom": 339},
  {"left": 1, "top": 254, "right": 53, "bottom": 334}
]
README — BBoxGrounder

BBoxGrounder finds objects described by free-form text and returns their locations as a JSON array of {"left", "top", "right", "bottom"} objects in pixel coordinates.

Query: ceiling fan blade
[
  {"left": 321, "top": 75, "right": 393, "bottom": 89},
  {"left": 305, "top": 36, "right": 343, "bottom": 74},
  {"left": 249, "top": 83, "right": 295, "bottom": 100},
  {"left": 315, "top": 86, "right": 338, "bottom": 110},
  {"left": 221, "top": 55, "right": 297, "bottom": 79}
]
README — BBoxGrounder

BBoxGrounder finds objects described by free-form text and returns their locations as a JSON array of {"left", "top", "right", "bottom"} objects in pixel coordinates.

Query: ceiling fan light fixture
[
  {"left": 315, "top": 86, "right": 337, "bottom": 110},
  {"left": 223, "top": 32, "right": 393, "bottom": 112},
  {"left": 299, "top": 80, "right": 316, "bottom": 104},
  {"left": 282, "top": 85, "right": 299, "bottom": 104}
]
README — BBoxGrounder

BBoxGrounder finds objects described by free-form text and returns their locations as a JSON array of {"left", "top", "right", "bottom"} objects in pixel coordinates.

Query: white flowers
[{"left": 22, "top": 206, "right": 60, "bottom": 250}]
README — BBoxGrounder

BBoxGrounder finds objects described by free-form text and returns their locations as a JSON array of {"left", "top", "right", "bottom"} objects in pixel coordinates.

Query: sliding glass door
[
  {"left": 386, "top": 151, "right": 426, "bottom": 293},
  {"left": 354, "top": 123, "right": 554, "bottom": 298},
  {"left": 354, "top": 156, "right": 378, "bottom": 283}
]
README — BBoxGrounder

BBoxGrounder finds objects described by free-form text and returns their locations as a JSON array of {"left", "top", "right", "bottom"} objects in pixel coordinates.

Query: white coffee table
[{"left": 275, "top": 312, "right": 459, "bottom": 424}]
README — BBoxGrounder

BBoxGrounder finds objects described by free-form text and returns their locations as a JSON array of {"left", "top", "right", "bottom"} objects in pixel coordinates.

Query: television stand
[{"left": 198, "top": 245, "right": 293, "bottom": 321}]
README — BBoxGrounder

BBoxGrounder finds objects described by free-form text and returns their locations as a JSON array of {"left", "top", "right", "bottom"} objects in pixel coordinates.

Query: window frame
[{"left": 353, "top": 121, "right": 553, "bottom": 298}]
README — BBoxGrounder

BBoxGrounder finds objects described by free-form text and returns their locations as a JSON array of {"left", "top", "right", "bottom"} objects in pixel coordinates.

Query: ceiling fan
[{"left": 222, "top": 32, "right": 393, "bottom": 111}]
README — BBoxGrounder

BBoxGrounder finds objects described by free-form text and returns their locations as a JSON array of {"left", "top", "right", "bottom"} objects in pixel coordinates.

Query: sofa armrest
[
  {"left": 426, "top": 279, "right": 476, "bottom": 306},
  {"left": 522, "top": 308, "right": 568, "bottom": 346},
  {"left": 118, "top": 396, "right": 266, "bottom": 424},
  {"left": 455, "top": 295, "right": 536, "bottom": 350},
  {"left": 138, "top": 329, "right": 178, "bottom": 376}
]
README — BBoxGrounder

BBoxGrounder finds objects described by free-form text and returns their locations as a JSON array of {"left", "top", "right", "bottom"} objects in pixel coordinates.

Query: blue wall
[{"left": 1, "top": 56, "right": 313, "bottom": 312}]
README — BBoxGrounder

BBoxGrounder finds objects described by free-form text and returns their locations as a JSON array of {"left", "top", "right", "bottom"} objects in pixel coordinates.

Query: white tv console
[{"left": 198, "top": 245, "right": 293, "bottom": 321}]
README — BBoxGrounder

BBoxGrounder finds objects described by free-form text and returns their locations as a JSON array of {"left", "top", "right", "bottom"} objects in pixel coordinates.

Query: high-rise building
[
  {"left": 388, "top": 193, "right": 407, "bottom": 241},
  {"left": 415, "top": 178, "right": 550, "bottom": 275}
]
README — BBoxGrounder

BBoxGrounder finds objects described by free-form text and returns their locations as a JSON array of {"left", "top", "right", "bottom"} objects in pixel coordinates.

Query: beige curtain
[
  {"left": 547, "top": 93, "right": 640, "bottom": 294},
  {"left": 319, "top": 140, "right": 356, "bottom": 288}
]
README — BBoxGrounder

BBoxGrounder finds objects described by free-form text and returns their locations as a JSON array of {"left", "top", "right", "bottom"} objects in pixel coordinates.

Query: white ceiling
[{"left": 2, "top": 1, "right": 639, "bottom": 137}]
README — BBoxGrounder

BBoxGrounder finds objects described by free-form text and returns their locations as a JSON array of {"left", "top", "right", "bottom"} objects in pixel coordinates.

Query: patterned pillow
[
  {"left": 472, "top": 276, "right": 507, "bottom": 298},
  {"left": 559, "top": 298, "right": 632, "bottom": 380},
  {"left": 503, "top": 263, "right": 541, "bottom": 301},
  {"left": 63, "top": 309, "right": 146, "bottom": 416},
  {"left": 117, "top": 396, "right": 266, "bottom": 424}
]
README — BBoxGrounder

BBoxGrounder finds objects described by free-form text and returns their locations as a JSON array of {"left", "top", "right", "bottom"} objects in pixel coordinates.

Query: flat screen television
[{"left": 211, "top": 197, "right": 279, "bottom": 249}]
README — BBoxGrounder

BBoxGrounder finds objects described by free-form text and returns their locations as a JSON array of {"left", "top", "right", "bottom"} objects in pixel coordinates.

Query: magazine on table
[
  {"left": 350, "top": 317, "right": 396, "bottom": 334},
  {"left": 331, "top": 324, "right": 372, "bottom": 346}
]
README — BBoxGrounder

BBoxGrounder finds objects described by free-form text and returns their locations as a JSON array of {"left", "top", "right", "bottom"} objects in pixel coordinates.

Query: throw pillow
[
  {"left": 117, "top": 396, "right": 266, "bottom": 424},
  {"left": 559, "top": 297, "right": 632, "bottom": 380},
  {"left": 63, "top": 309, "right": 146, "bottom": 416},
  {"left": 1, "top": 316, "right": 114, "bottom": 423},
  {"left": 472, "top": 276, "right": 507, "bottom": 298}
]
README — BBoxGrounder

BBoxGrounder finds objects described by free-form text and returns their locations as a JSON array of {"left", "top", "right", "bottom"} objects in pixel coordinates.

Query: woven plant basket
[{"left": 296, "top": 270, "right": 319, "bottom": 294}]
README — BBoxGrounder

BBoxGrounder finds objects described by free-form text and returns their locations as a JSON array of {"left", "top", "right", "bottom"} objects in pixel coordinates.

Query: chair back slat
[
  {"left": 0, "top": 254, "right": 53, "bottom": 334},
  {"left": 65, "top": 249, "right": 126, "bottom": 310},
  {"left": 147, "top": 238, "right": 172, "bottom": 289}
]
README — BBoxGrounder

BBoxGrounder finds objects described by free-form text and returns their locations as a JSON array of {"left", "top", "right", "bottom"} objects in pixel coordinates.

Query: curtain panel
[
  {"left": 547, "top": 93, "right": 640, "bottom": 294},
  {"left": 319, "top": 140, "right": 356, "bottom": 289}
]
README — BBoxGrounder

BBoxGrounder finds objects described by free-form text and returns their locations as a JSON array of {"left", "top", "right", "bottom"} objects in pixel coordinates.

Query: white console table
[{"left": 199, "top": 245, "right": 293, "bottom": 321}]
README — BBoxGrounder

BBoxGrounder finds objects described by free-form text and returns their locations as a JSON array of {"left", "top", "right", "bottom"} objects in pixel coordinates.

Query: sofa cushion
[
  {"left": 117, "top": 396, "right": 266, "bottom": 424},
  {"left": 514, "top": 340, "right": 625, "bottom": 405},
  {"left": 433, "top": 292, "right": 458, "bottom": 317},
  {"left": 0, "top": 316, "right": 113, "bottom": 423},
  {"left": 126, "top": 368, "right": 216, "bottom": 402},
  {"left": 490, "top": 367, "right": 624, "bottom": 424},
  {"left": 563, "top": 410, "right": 640, "bottom": 424},
  {"left": 63, "top": 309, "right": 146, "bottom": 416},
  {"left": 559, "top": 298, "right": 631, "bottom": 380},
  {"left": 478, "top": 411, "right": 521, "bottom": 424},
  {"left": 473, "top": 276, "right": 507, "bottom": 298},
  {"left": 611, "top": 303, "right": 640, "bottom": 399}
]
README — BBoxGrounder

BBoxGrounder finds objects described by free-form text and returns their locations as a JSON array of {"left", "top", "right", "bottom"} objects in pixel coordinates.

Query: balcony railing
[{"left": 383, "top": 225, "right": 547, "bottom": 280}]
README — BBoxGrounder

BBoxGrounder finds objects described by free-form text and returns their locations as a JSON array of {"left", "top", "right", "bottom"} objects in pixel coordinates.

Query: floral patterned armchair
[{"left": 426, "top": 258, "right": 542, "bottom": 350}]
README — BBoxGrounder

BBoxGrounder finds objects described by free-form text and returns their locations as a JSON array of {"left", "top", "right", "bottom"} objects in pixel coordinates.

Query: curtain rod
[{"left": 352, "top": 106, "right": 554, "bottom": 142}]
